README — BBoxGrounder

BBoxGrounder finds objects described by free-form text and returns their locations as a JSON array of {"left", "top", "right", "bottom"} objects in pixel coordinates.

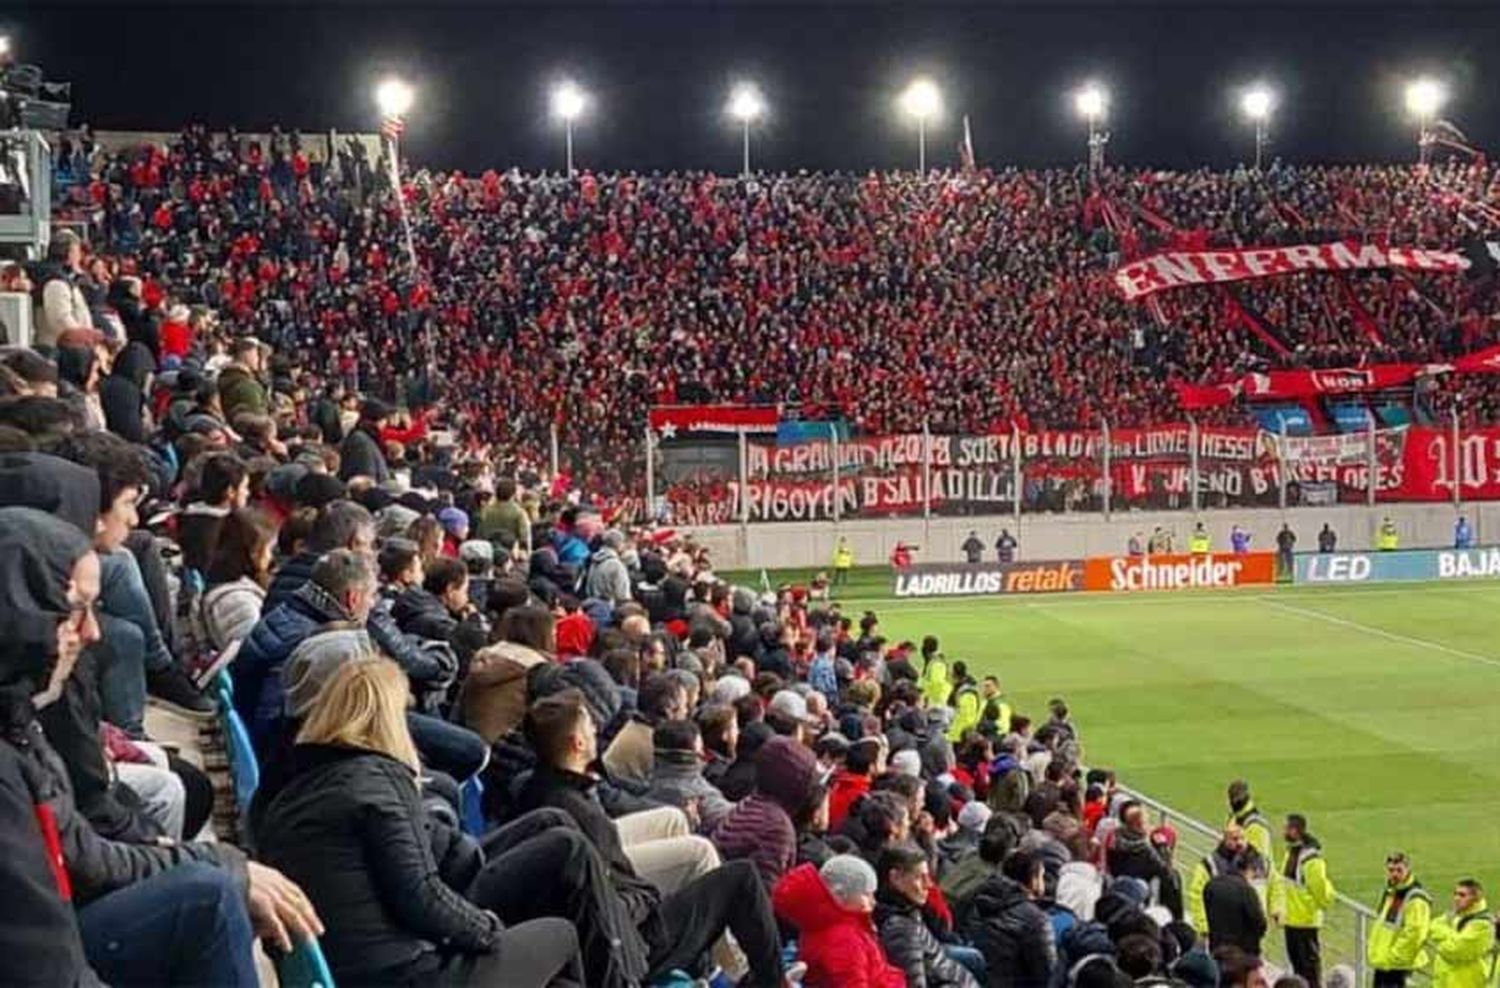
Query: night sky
[{"left": 10, "top": 0, "right": 1500, "bottom": 175}]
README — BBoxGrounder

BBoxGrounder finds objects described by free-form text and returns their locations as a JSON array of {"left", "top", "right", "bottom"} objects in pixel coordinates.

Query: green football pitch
[{"left": 728, "top": 566, "right": 1500, "bottom": 908}]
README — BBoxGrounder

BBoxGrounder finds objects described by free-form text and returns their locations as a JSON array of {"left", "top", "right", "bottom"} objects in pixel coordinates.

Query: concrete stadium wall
[{"left": 692, "top": 503, "right": 1499, "bottom": 571}]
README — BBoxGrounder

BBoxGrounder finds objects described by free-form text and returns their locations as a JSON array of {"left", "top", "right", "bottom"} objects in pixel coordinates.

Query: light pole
[
  {"left": 1404, "top": 77, "right": 1447, "bottom": 167},
  {"left": 374, "top": 76, "right": 415, "bottom": 167},
  {"left": 898, "top": 77, "right": 941, "bottom": 174},
  {"left": 551, "top": 80, "right": 587, "bottom": 177},
  {"left": 726, "top": 83, "right": 766, "bottom": 177},
  {"left": 1239, "top": 84, "right": 1275, "bottom": 171},
  {"left": 373, "top": 77, "right": 417, "bottom": 266},
  {"left": 1074, "top": 83, "right": 1109, "bottom": 174}
]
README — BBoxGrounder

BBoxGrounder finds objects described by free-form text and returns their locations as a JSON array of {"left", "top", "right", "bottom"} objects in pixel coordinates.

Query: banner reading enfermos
[{"left": 892, "top": 561, "right": 1084, "bottom": 597}]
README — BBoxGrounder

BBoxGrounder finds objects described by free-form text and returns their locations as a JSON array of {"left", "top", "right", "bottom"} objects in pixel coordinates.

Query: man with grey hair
[
  {"left": 236, "top": 548, "right": 379, "bottom": 748},
  {"left": 263, "top": 499, "right": 457, "bottom": 711},
  {"left": 244, "top": 546, "right": 485, "bottom": 780}
]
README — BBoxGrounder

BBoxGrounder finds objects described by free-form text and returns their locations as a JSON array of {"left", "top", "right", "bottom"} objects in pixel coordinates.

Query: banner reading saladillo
[
  {"left": 1115, "top": 241, "right": 1470, "bottom": 301},
  {"left": 743, "top": 433, "right": 1017, "bottom": 521},
  {"left": 656, "top": 424, "right": 1500, "bottom": 524}
]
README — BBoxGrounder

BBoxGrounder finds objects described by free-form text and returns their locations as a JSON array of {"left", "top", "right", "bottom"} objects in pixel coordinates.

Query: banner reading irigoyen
[{"left": 1083, "top": 552, "right": 1277, "bottom": 592}]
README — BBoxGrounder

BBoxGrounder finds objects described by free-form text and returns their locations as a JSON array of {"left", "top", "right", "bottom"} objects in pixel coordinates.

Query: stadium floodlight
[
  {"left": 1404, "top": 77, "right": 1447, "bottom": 120},
  {"left": 726, "top": 82, "right": 766, "bottom": 177},
  {"left": 551, "top": 80, "right": 589, "bottom": 177},
  {"left": 1239, "top": 84, "right": 1275, "bottom": 171},
  {"left": 0, "top": 36, "right": 10, "bottom": 59},
  {"left": 897, "top": 77, "right": 942, "bottom": 174},
  {"left": 374, "top": 77, "right": 415, "bottom": 121},
  {"left": 1404, "top": 76, "right": 1447, "bottom": 166},
  {"left": 1073, "top": 83, "right": 1110, "bottom": 172},
  {"left": 1074, "top": 84, "right": 1108, "bottom": 123}
]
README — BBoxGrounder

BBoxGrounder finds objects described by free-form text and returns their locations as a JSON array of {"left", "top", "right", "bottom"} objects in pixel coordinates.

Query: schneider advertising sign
[
  {"left": 1082, "top": 552, "right": 1277, "bottom": 593},
  {"left": 892, "top": 561, "right": 1084, "bottom": 598},
  {"left": 1294, "top": 547, "right": 1500, "bottom": 584}
]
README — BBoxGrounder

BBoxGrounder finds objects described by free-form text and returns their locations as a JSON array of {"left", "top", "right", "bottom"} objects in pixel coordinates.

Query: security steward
[
  {"left": 1189, "top": 823, "right": 1248, "bottom": 936},
  {"left": 1368, "top": 851, "right": 1433, "bottom": 988},
  {"left": 1270, "top": 813, "right": 1335, "bottom": 988}
]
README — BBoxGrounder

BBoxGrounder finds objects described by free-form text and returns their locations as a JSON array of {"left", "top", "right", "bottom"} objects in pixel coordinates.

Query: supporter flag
[
  {"left": 381, "top": 116, "right": 405, "bottom": 141},
  {"left": 959, "top": 116, "right": 976, "bottom": 172},
  {"left": 648, "top": 404, "right": 779, "bottom": 438},
  {"left": 1173, "top": 379, "right": 1242, "bottom": 410},
  {"left": 1430, "top": 119, "right": 1484, "bottom": 161},
  {"left": 1452, "top": 343, "right": 1500, "bottom": 375},
  {"left": 1222, "top": 289, "right": 1293, "bottom": 359}
]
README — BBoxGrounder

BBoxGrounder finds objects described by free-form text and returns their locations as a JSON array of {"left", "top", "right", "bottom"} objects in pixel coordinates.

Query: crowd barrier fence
[{"left": 1118, "top": 783, "right": 1382, "bottom": 985}]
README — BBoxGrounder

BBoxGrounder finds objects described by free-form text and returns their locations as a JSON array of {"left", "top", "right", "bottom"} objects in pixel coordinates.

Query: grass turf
[{"left": 727, "top": 566, "right": 1500, "bottom": 910}]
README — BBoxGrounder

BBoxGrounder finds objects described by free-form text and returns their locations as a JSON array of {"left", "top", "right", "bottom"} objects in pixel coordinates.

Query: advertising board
[
  {"left": 1294, "top": 547, "right": 1500, "bottom": 584},
  {"left": 1082, "top": 552, "right": 1277, "bottom": 593},
  {"left": 892, "top": 560, "right": 1084, "bottom": 598}
]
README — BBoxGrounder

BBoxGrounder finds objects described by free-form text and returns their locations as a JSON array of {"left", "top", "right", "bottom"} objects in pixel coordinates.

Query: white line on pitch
[{"left": 1256, "top": 597, "right": 1500, "bottom": 670}]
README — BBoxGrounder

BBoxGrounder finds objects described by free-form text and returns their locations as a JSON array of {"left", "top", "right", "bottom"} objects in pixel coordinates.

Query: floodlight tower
[
  {"left": 552, "top": 80, "right": 588, "bottom": 176},
  {"left": 727, "top": 83, "right": 766, "bottom": 177},
  {"left": 898, "top": 77, "right": 942, "bottom": 173},
  {"left": 1074, "top": 83, "right": 1109, "bottom": 174}
]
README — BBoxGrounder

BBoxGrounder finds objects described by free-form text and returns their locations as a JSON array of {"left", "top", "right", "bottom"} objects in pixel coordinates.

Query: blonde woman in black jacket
[{"left": 253, "top": 656, "right": 585, "bottom": 986}]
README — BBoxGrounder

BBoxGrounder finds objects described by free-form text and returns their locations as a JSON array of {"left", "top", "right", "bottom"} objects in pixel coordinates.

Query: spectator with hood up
[{"left": 0, "top": 507, "right": 321, "bottom": 986}]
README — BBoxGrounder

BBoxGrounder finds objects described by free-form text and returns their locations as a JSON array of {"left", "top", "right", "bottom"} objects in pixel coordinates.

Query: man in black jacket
[
  {"left": 961, "top": 848, "right": 1056, "bottom": 988},
  {"left": 516, "top": 688, "right": 790, "bottom": 987},
  {"left": 339, "top": 397, "right": 391, "bottom": 483},
  {"left": 1205, "top": 851, "right": 1268, "bottom": 957},
  {"left": 1107, "top": 801, "right": 1185, "bottom": 919},
  {"left": 876, "top": 842, "right": 980, "bottom": 987}
]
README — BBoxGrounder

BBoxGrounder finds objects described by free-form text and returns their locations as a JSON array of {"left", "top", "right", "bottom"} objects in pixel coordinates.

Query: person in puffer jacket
[
  {"left": 712, "top": 734, "right": 825, "bottom": 888},
  {"left": 773, "top": 856, "right": 905, "bottom": 988},
  {"left": 961, "top": 849, "right": 1057, "bottom": 988},
  {"left": 236, "top": 551, "right": 373, "bottom": 750},
  {"left": 874, "top": 843, "right": 981, "bottom": 988}
]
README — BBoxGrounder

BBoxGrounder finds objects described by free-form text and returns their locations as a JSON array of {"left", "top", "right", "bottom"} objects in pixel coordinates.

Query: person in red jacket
[
  {"left": 827, "top": 737, "right": 881, "bottom": 832},
  {"left": 772, "top": 857, "right": 905, "bottom": 988}
]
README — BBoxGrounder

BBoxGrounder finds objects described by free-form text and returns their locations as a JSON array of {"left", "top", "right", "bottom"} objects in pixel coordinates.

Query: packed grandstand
[{"left": 2, "top": 112, "right": 1499, "bottom": 988}]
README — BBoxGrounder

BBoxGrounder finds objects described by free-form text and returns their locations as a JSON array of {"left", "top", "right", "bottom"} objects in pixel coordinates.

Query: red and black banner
[{"left": 1115, "top": 241, "right": 1470, "bottom": 300}]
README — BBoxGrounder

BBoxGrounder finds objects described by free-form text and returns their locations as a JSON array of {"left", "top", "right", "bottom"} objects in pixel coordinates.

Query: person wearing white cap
[
  {"left": 772, "top": 855, "right": 904, "bottom": 986},
  {"left": 767, "top": 688, "right": 821, "bottom": 745},
  {"left": 937, "top": 801, "right": 994, "bottom": 877},
  {"left": 890, "top": 749, "right": 923, "bottom": 778}
]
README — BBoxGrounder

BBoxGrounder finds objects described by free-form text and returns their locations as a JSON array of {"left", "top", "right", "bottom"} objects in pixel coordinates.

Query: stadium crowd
[
  {"left": 0, "top": 126, "right": 1498, "bottom": 986},
  {"left": 36, "top": 126, "right": 1500, "bottom": 499},
  {"left": 3, "top": 325, "right": 1498, "bottom": 987}
]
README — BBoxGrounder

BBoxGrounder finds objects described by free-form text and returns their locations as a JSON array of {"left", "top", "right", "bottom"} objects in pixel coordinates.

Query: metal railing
[{"left": 1118, "top": 782, "right": 1379, "bottom": 984}]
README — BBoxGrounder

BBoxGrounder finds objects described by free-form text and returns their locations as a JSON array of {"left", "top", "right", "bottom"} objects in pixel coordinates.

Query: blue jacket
[
  {"left": 235, "top": 582, "right": 349, "bottom": 751},
  {"left": 552, "top": 530, "right": 591, "bottom": 571},
  {"left": 264, "top": 551, "right": 455, "bottom": 692},
  {"left": 808, "top": 652, "right": 838, "bottom": 706}
]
